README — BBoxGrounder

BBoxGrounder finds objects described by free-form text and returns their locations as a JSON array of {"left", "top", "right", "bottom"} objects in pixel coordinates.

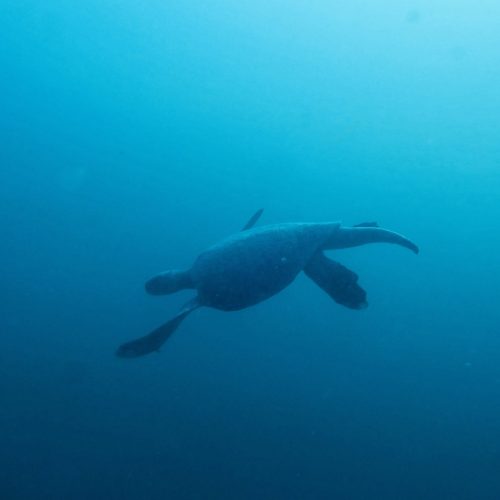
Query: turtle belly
[
  {"left": 198, "top": 264, "right": 301, "bottom": 311},
  {"left": 192, "top": 230, "right": 307, "bottom": 311}
]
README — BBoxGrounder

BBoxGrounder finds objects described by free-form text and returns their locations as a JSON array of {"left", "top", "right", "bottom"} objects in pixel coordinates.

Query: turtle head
[{"left": 145, "top": 270, "right": 193, "bottom": 295}]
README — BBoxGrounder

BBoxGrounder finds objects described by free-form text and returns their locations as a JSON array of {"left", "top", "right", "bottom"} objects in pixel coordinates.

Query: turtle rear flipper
[
  {"left": 304, "top": 252, "right": 367, "bottom": 310},
  {"left": 241, "top": 208, "right": 264, "bottom": 231}
]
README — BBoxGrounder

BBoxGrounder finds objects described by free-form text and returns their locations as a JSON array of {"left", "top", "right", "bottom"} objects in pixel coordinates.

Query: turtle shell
[{"left": 191, "top": 223, "right": 340, "bottom": 310}]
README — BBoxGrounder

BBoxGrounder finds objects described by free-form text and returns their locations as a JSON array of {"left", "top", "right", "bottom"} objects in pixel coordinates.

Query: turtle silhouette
[{"left": 116, "top": 210, "right": 418, "bottom": 358}]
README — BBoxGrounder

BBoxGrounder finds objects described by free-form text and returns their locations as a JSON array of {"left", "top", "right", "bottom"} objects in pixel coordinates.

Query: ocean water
[{"left": 1, "top": 1, "right": 499, "bottom": 498}]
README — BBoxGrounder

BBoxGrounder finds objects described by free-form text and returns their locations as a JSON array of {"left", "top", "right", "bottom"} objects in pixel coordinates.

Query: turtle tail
[{"left": 145, "top": 269, "right": 194, "bottom": 295}]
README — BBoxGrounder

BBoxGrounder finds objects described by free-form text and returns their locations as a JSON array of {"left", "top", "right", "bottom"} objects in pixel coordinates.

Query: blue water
[{"left": 1, "top": 1, "right": 499, "bottom": 498}]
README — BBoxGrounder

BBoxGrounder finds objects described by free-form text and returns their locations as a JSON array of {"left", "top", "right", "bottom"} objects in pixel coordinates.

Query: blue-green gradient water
[{"left": 1, "top": 1, "right": 499, "bottom": 498}]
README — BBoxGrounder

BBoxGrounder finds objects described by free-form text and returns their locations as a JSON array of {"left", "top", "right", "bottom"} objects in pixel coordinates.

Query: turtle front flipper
[
  {"left": 325, "top": 226, "right": 419, "bottom": 254},
  {"left": 116, "top": 299, "right": 199, "bottom": 358},
  {"left": 304, "top": 252, "right": 367, "bottom": 310}
]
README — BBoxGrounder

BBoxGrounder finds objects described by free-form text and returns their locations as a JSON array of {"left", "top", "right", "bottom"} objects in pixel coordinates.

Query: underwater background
[{"left": 1, "top": 1, "right": 500, "bottom": 498}]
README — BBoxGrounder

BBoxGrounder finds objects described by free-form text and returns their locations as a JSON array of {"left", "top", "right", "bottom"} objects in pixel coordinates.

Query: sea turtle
[{"left": 116, "top": 210, "right": 418, "bottom": 358}]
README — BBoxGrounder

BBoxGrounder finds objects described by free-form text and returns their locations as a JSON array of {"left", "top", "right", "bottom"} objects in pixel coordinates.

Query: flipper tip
[{"left": 115, "top": 342, "right": 141, "bottom": 359}]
